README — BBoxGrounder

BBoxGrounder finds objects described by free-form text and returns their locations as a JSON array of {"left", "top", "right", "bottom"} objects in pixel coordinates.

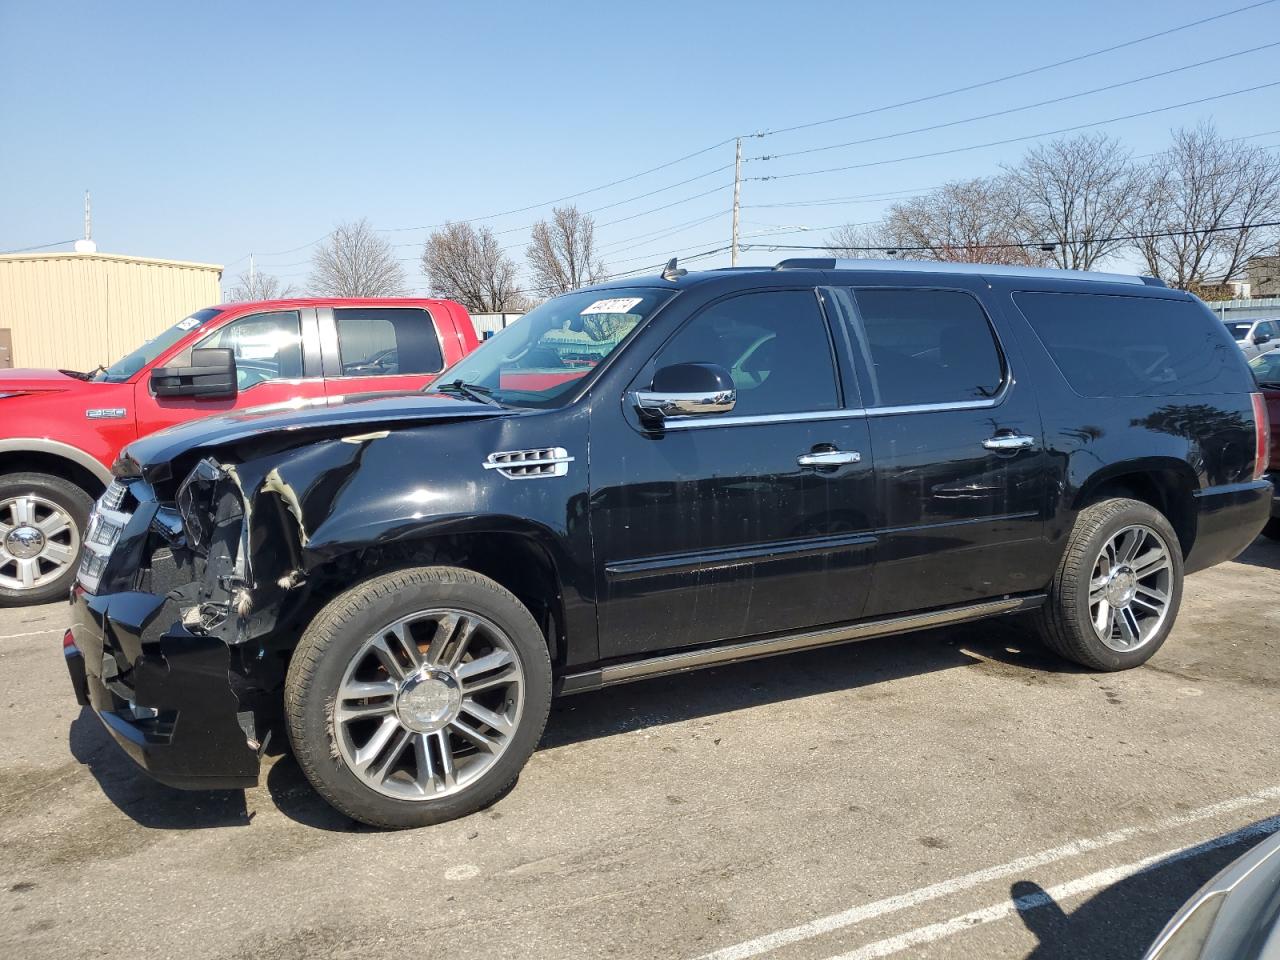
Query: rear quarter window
[{"left": 1013, "top": 291, "right": 1252, "bottom": 398}]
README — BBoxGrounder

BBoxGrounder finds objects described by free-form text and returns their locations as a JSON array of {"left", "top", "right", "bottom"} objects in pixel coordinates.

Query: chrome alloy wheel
[
  {"left": 0, "top": 494, "right": 80, "bottom": 592},
  {"left": 333, "top": 609, "right": 525, "bottom": 801},
  {"left": 1088, "top": 524, "right": 1174, "bottom": 653}
]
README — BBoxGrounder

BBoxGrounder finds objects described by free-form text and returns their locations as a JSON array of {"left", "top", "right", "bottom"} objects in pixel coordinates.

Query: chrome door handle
[
  {"left": 797, "top": 450, "right": 861, "bottom": 467},
  {"left": 983, "top": 434, "right": 1037, "bottom": 451}
]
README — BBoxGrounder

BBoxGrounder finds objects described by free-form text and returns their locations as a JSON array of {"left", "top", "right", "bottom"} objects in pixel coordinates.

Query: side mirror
[
  {"left": 634, "top": 362, "right": 736, "bottom": 425},
  {"left": 151, "top": 348, "right": 238, "bottom": 399},
  {"left": 1254, "top": 332, "right": 1271, "bottom": 345}
]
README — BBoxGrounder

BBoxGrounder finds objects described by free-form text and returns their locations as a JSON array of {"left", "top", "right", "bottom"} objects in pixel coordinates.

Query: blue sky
[{"left": 2, "top": 0, "right": 1278, "bottom": 293}]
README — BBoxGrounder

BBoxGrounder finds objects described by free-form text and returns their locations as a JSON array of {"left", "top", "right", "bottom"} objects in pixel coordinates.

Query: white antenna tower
[{"left": 74, "top": 190, "right": 97, "bottom": 254}]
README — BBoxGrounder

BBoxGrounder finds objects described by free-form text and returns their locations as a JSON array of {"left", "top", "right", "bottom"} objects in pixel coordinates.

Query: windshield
[
  {"left": 433, "top": 288, "right": 672, "bottom": 408},
  {"left": 93, "top": 307, "right": 223, "bottom": 382},
  {"left": 1249, "top": 351, "right": 1280, "bottom": 385},
  {"left": 1225, "top": 321, "right": 1253, "bottom": 341}
]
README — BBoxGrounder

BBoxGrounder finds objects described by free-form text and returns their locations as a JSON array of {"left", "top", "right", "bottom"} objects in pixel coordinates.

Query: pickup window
[
  {"left": 93, "top": 307, "right": 223, "bottom": 382},
  {"left": 174, "top": 311, "right": 304, "bottom": 390},
  {"left": 336, "top": 308, "right": 443, "bottom": 377}
]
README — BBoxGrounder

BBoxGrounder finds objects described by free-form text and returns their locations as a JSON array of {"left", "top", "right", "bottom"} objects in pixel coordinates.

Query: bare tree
[
  {"left": 422, "top": 222, "right": 526, "bottom": 313},
  {"left": 526, "top": 205, "right": 606, "bottom": 295},
  {"left": 225, "top": 268, "right": 294, "bottom": 302},
  {"left": 872, "top": 177, "right": 1049, "bottom": 265},
  {"left": 1005, "top": 133, "right": 1139, "bottom": 270},
  {"left": 1130, "top": 123, "right": 1280, "bottom": 291},
  {"left": 307, "top": 218, "right": 408, "bottom": 297},
  {"left": 825, "top": 222, "right": 897, "bottom": 259}
]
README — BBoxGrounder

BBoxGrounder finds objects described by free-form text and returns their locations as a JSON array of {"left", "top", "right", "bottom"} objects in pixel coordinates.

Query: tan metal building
[{"left": 0, "top": 251, "right": 223, "bottom": 371}]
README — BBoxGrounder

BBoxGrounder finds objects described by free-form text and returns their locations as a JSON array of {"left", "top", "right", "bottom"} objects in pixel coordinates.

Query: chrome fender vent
[{"left": 482, "top": 447, "right": 574, "bottom": 480}]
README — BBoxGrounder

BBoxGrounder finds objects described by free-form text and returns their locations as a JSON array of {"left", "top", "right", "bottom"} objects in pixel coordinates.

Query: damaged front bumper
[
  {"left": 65, "top": 583, "right": 263, "bottom": 789},
  {"left": 65, "top": 585, "right": 261, "bottom": 789},
  {"left": 64, "top": 473, "right": 265, "bottom": 790}
]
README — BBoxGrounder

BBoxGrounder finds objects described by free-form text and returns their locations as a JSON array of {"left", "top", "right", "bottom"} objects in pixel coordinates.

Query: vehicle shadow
[
  {"left": 539, "top": 615, "right": 1081, "bottom": 750},
  {"left": 68, "top": 706, "right": 251, "bottom": 829},
  {"left": 1232, "top": 535, "right": 1280, "bottom": 570},
  {"left": 1012, "top": 818, "right": 1278, "bottom": 959}
]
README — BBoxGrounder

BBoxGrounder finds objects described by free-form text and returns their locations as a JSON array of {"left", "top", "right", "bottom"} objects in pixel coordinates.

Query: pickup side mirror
[
  {"left": 1254, "top": 331, "right": 1272, "bottom": 345},
  {"left": 151, "top": 348, "right": 238, "bottom": 399},
  {"left": 634, "top": 362, "right": 736, "bottom": 425}
]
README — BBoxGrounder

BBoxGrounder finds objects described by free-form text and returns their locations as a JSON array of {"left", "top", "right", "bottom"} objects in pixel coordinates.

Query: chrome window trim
[{"left": 657, "top": 385, "right": 1010, "bottom": 430}]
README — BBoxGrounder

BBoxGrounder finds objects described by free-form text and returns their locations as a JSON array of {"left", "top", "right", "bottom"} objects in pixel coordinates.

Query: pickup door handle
[
  {"left": 983, "top": 434, "right": 1037, "bottom": 452},
  {"left": 797, "top": 450, "right": 861, "bottom": 467}
]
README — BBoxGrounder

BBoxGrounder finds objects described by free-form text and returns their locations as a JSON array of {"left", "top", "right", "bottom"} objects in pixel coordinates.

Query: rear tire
[
  {"left": 1262, "top": 518, "right": 1280, "bottom": 542},
  {"left": 1035, "top": 497, "right": 1183, "bottom": 671},
  {"left": 284, "top": 565, "right": 552, "bottom": 829},
  {"left": 0, "top": 472, "right": 93, "bottom": 607}
]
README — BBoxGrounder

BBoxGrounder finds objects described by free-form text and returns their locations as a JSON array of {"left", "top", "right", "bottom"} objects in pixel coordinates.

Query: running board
[{"left": 560, "top": 594, "right": 1045, "bottom": 694}]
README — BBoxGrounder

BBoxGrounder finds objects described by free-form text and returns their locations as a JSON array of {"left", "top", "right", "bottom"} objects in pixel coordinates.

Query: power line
[
  {"left": 750, "top": 41, "right": 1280, "bottom": 164},
  {"left": 752, "top": 81, "right": 1280, "bottom": 183},
  {"left": 753, "top": 0, "right": 1279, "bottom": 140},
  {"left": 740, "top": 218, "right": 1280, "bottom": 253},
  {"left": 0, "top": 238, "right": 77, "bottom": 255}
]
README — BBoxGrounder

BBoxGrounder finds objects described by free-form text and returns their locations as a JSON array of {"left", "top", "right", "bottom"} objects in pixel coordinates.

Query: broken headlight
[{"left": 176, "top": 457, "right": 228, "bottom": 551}]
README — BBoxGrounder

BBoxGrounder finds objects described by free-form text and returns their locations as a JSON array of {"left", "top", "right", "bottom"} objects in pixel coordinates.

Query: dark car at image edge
[{"left": 63, "top": 258, "right": 1272, "bottom": 828}]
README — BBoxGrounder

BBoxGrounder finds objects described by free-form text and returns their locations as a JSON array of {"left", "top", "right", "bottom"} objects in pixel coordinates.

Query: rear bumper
[
  {"left": 65, "top": 585, "right": 260, "bottom": 790},
  {"left": 1185, "top": 479, "right": 1273, "bottom": 574}
]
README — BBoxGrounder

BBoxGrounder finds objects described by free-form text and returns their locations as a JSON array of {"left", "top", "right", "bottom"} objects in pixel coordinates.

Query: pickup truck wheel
[
  {"left": 0, "top": 472, "right": 92, "bottom": 607},
  {"left": 284, "top": 566, "right": 552, "bottom": 829},
  {"left": 1035, "top": 497, "right": 1183, "bottom": 671},
  {"left": 1262, "top": 518, "right": 1280, "bottom": 541}
]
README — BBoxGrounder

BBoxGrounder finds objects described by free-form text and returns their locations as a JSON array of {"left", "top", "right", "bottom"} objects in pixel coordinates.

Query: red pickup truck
[{"left": 0, "top": 297, "right": 477, "bottom": 605}]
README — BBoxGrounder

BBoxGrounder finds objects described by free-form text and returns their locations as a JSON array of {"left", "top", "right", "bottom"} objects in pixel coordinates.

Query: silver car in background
[{"left": 1225, "top": 317, "right": 1280, "bottom": 360}]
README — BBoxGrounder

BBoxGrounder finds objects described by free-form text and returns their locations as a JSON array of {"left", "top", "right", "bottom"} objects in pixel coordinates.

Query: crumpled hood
[
  {"left": 0, "top": 368, "right": 87, "bottom": 393},
  {"left": 120, "top": 391, "right": 508, "bottom": 480}
]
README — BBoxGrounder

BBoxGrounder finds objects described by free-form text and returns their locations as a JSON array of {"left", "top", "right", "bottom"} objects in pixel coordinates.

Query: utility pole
[
  {"left": 731, "top": 138, "right": 742, "bottom": 267},
  {"left": 249, "top": 254, "right": 256, "bottom": 291}
]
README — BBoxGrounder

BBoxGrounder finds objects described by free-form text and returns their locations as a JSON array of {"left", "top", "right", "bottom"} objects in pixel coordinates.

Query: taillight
[{"left": 1252, "top": 392, "right": 1271, "bottom": 480}]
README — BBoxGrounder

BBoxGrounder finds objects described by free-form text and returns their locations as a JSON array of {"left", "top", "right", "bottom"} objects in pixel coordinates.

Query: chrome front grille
[
  {"left": 77, "top": 484, "right": 134, "bottom": 593},
  {"left": 482, "top": 447, "right": 575, "bottom": 480},
  {"left": 100, "top": 480, "right": 129, "bottom": 512}
]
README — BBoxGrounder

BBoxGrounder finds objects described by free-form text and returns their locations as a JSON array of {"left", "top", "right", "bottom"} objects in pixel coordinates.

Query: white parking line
[
  {"left": 826, "top": 814, "right": 1280, "bottom": 960},
  {"left": 0, "top": 627, "right": 62, "bottom": 640},
  {"left": 695, "top": 786, "right": 1280, "bottom": 960}
]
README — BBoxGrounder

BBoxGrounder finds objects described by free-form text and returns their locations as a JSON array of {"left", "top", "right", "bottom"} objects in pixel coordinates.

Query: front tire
[
  {"left": 1035, "top": 497, "right": 1183, "bottom": 671},
  {"left": 284, "top": 566, "right": 552, "bottom": 829},
  {"left": 1262, "top": 517, "right": 1280, "bottom": 542},
  {"left": 0, "top": 472, "right": 93, "bottom": 607}
]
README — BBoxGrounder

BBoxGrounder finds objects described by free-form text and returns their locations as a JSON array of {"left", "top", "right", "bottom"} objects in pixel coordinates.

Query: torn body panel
[{"left": 68, "top": 399, "right": 597, "bottom": 789}]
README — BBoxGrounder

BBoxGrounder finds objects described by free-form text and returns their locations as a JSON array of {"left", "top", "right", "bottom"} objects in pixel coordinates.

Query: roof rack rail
[{"left": 773, "top": 257, "right": 1163, "bottom": 287}]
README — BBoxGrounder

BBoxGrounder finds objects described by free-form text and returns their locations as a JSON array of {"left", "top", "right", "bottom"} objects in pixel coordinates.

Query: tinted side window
[
  {"left": 192, "top": 311, "right": 303, "bottom": 390},
  {"left": 651, "top": 290, "right": 839, "bottom": 416},
  {"left": 848, "top": 289, "right": 1004, "bottom": 407},
  {"left": 335, "top": 308, "right": 443, "bottom": 376},
  {"left": 1014, "top": 292, "right": 1251, "bottom": 397}
]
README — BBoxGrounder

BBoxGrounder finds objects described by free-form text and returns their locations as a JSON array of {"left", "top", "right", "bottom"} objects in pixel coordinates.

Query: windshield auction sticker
[{"left": 580, "top": 297, "right": 643, "bottom": 316}]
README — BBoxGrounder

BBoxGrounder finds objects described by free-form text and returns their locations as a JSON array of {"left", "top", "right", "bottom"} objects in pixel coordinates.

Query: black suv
[{"left": 64, "top": 259, "right": 1272, "bottom": 828}]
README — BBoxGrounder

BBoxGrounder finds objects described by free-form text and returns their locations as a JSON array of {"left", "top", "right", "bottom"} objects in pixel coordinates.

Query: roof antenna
[{"left": 661, "top": 257, "right": 687, "bottom": 281}]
